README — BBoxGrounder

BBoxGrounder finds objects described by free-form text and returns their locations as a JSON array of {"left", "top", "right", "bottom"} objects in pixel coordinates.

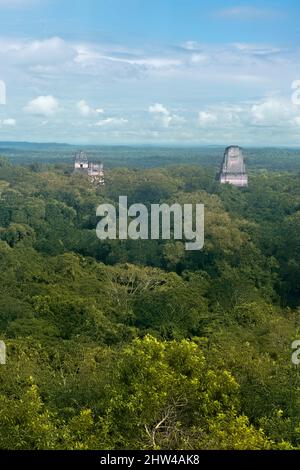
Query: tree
[{"left": 103, "top": 336, "right": 270, "bottom": 449}]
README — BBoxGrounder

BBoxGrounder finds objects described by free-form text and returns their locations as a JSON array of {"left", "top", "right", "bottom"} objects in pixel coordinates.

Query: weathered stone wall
[{"left": 219, "top": 146, "right": 248, "bottom": 187}]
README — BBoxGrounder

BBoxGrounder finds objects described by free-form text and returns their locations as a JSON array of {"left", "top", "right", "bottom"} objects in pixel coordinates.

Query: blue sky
[{"left": 0, "top": 0, "right": 300, "bottom": 145}]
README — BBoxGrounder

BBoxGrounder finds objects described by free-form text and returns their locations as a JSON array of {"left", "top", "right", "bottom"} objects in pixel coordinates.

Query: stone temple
[
  {"left": 219, "top": 146, "right": 248, "bottom": 187},
  {"left": 74, "top": 151, "right": 105, "bottom": 185}
]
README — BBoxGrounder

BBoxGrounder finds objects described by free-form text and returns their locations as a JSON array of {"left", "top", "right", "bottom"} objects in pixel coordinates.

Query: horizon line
[{"left": 1, "top": 140, "right": 300, "bottom": 150}]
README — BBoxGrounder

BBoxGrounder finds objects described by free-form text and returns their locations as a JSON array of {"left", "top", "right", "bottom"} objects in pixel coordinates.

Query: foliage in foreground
[{"left": 0, "top": 158, "right": 300, "bottom": 449}]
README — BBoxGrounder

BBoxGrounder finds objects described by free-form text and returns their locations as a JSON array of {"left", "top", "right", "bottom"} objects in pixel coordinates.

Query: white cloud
[
  {"left": 73, "top": 43, "right": 182, "bottom": 80},
  {"left": 149, "top": 103, "right": 169, "bottom": 115},
  {"left": 198, "top": 111, "right": 218, "bottom": 127},
  {"left": 77, "top": 100, "right": 104, "bottom": 117},
  {"left": 232, "top": 43, "right": 282, "bottom": 56},
  {"left": 251, "top": 98, "right": 293, "bottom": 126},
  {"left": 76, "top": 50, "right": 181, "bottom": 69},
  {"left": 190, "top": 53, "right": 208, "bottom": 64},
  {"left": 0, "top": 0, "right": 38, "bottom": 6},
  {"left": 0, "top": 37, "right": 75, "bottom": 67},
  {"left": 149, "top": 103, "right": 185, "bottom": 128},
  {"left": 92, "top": 117, "right": 128, "bottom": 127},
  {"left": 0, "top": 35, "right": 293, "bottom": 91},
  {"left": 197, "top": 98, "right": 300, "bottom": 133},
  {"left": 149, "top": 103, "right": 172, "bottom": 127},
  {"left": 24, "top": 95, "right": 60, "bottom": 116},
  {"left": 197, "top": 105, "right": 243, "bottom": 129},
  {"left": 0, "top": 118, "right": 16, "bottom": 126},
  {"left": 0, "top": 33, "right": 299, "bottom": 144},
  {"left": 182, "top": 41, "right": 202, "bottom": 51},
  {"left": 217, "top": 6, "right": 282, "bottom": 20}
]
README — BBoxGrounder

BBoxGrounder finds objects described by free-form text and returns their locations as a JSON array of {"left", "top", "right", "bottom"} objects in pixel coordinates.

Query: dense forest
[
  {"left": 1, "top": 143, "right": 300, "bottom": 171},
  {"left": 0, "top": 151, "right": 300, "bottom": 450}
]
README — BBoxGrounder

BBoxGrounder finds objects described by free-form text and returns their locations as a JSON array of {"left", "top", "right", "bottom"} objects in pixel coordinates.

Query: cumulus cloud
[
  {"left": 198, "top": 105, "right": 243, "bottom": 129},
  {"left": 149, "top": 103, "right": 185, "bottom": 128},
  {"left": 198, "top": 111, "right": 218, "bottom": 127},
  {"left": 0, "top": 32, "right": 299, "bottom": 144},
  {"left": 77, "top": 100, "right": 104, "bottom": 117},
  {"left": 197, "top": 98, "right": 300, "bottom": 132},
  {"left": 149, "top": 103, "right": 169, "bottom": 115},
  {"left": 24, "top": 95, "right": 60, "bottom": 116},
  {"left": 250, "top": 98, "right": 295, "bottom": 126}
]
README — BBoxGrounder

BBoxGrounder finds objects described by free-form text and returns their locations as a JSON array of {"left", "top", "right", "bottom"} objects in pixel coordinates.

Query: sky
[{"left": 0, "top": 0, "right": 300, "bottom": 145}]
